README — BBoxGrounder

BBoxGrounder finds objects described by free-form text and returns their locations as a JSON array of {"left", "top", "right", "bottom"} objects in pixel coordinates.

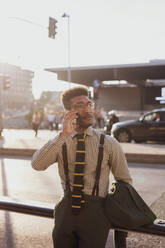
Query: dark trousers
[
  {"left": 32, "top": 123, "right": 39, "bottom": 137},
  {"left": 114, "top": 231, "right": 127, "bottom": 248},
  {"left": 52, "top": 193, "right": 110, "bottom": 248}
]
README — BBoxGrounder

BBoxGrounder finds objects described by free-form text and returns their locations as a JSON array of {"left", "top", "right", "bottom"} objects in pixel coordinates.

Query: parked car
[{"left": 110, "top": 108, "right": 165, "bottom": 143}]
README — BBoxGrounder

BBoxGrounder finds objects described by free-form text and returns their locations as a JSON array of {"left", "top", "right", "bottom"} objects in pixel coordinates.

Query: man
[
  {"left": 154, "top": 112, "right": 160, "bottom": 122},
  {"left": 31, "top": 86, "right": 132, "bottom": 248},
  {"left": 47, "top": 112, "right": 55, "bottom": 130},
  {"left": 106, "top": 110, "right": 119, "bottom": 133},
  {"left": 31, "top": 110, "right": 41, "bottom": 137}
]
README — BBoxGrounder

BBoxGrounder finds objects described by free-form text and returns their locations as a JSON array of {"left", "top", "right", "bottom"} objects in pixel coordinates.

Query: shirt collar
[{"left": 71, "top": 126, "right": 94, "bottom": 138}]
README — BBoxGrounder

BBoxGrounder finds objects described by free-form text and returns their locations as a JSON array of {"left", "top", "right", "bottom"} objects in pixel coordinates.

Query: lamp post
[
  {"left": 62, "top": 13, "right": 71, "bottom": 87},
  {"left": 0, "top": 76, "right": 3, "bottom": 115}
]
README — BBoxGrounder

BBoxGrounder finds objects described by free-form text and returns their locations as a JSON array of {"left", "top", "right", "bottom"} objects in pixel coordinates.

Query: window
[
  {"left": 160, "top": 112, "right": 165, "bottom": 121},
  {"left": 143, "top": 113, "right": 156, "bottom": 122}
]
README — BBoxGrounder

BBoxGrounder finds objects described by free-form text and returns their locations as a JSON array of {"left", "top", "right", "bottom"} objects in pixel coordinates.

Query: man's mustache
[{"left": 81, "top": 114, "right": 93, "bottom": 119}]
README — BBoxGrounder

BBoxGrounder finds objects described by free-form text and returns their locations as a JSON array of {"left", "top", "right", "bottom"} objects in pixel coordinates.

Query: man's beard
[
  {"left": 81, "top": 122, "right": 93, "bottom": 129},
  {"left": 79, "top": 116, "right": 93, "bottom": 128}
]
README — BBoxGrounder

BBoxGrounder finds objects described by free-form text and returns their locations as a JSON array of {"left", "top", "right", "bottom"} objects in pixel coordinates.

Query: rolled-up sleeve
[
  {"left": 108, "top": 137, "right": 132, "bottom": 185},
  {"left": 31, "top": 134, "right": 67, "bottom": 171}
]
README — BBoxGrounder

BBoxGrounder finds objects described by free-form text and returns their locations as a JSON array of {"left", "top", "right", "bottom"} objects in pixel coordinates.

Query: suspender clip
[{"left": 99, "top": 144, "right": 104, "bottom": 148}]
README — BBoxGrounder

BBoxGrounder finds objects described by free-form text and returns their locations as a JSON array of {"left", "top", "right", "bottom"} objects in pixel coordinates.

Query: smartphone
[{"left": 76, "top": 113, "right": 81, "bottom": 126}]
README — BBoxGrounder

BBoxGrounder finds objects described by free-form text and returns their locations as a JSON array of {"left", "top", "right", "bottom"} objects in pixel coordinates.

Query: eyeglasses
[{"left": 72, "top": 101, "right": 95, "bottom": 111}]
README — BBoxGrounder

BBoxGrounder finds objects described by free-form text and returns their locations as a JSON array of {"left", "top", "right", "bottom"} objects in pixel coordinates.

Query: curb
[
  {"left": 125, "top": 153, "right": 165, "bottom": 164},
  {"left": 0, "top": 148, "right": 165, "bottom": 164},
  {"left": 0, "top": 148, "right": 36, "bottom": 157}
]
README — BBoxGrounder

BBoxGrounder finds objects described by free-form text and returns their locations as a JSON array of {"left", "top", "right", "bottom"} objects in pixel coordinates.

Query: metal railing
[{"left": 0, "top": 196, "right": 165, "bottom": 245}]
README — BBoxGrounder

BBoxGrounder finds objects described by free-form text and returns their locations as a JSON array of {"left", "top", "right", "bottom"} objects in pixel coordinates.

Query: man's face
[{"left": 70, "top": 95, "right": 94, "bottom": 128}]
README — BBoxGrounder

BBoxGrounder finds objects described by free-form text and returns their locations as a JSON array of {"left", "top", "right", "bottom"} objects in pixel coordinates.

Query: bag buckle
[{"left": 111, "top": 183, "right": 116, "bottom": 194}]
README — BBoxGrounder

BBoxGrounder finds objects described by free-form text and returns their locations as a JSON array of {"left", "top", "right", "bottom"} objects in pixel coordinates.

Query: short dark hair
[{"left": 61, "top": 86, "right": 88, "bottom": 110}]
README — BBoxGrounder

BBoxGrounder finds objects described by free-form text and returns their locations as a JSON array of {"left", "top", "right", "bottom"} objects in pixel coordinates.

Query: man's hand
[{"left": 60, "top": 111, "right": 78, "bottom": 137}]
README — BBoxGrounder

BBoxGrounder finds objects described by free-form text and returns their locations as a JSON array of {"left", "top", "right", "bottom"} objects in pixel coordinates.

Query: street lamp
[{"left": 62, "top": 13, "right": 71, "bottom": 87}]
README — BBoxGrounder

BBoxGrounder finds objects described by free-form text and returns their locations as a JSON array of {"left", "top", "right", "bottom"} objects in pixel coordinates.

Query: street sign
[{"left": 155, "top": 87, "right": 165, "bottom": 104}]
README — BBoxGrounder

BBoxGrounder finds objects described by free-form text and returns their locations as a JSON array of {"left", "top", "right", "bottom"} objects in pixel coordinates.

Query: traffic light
[
  {"left": 48, "top": 17, "right": 57, "bottom": 39},
  {"left": 94, "top": 88, "right": 99, "bottom": 100},
  {"left": 3, "top": 76, "right": 10, "bottom": 90}
]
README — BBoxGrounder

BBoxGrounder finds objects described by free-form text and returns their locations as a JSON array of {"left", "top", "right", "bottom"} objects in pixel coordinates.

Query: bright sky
[{"left": 0, "top": 0, "right": 165, "bottom": 98}]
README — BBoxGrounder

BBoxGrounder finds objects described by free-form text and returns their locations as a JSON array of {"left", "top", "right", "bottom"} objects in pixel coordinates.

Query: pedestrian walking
[
  {"left": 54, "top": 112, "right": 61, "bottom": 131},
  {"left": 31, "top": 86, "right": 132, "bottom": 248},
  {"left": 47, "top": 112, "right": 55, "bottom": 130},
  {"left": 106, "top": 110, "right": 119, "bottom": 133},
  {"left": 31, "top": 110, "right": 41, "bottom": 137},
  {"left": 95, "top": 107, "right": 105, "bottom": 129}
]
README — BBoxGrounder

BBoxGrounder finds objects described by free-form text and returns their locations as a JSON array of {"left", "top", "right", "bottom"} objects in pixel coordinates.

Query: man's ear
[
  {"left": 65, "top": 104, "right": 71, "bottom": 111},
  {"left": 68, "top": 103, "right": 72, "bottom": 110}
]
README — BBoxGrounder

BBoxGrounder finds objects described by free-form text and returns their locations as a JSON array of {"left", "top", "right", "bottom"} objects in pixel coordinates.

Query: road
[
  {"left": 0, "top": 157, "right": 165, "bottom": 248},
  {"left": 1, "top": 128, "right": 59, "bottom": 140}
]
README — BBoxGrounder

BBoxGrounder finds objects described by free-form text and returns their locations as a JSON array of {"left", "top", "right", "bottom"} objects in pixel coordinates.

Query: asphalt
[{"left": 0, "top": 129, "right": 164, "bottom": 164}]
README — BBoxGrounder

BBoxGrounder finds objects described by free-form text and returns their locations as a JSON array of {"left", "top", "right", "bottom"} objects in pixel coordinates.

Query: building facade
[
  {"left": 0, "top": 63, "right": 34, "bottom": 110},
  {"left": 95, "top": 85, "right": 165, "bottom": 112}
]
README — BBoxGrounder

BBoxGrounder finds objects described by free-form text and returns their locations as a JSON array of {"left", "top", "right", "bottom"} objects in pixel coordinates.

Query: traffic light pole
[
  {"left": 67, "top": 15, "right": 71, "bottom": 85},
  {"left": 0, "top": 77, "right": 3, "bottom": 121},
  {"left": 62, "top": 13, "right": 71, "bottom": 88},
  {"left": 0, "top": 90, "right": 2, "bottom": 113}
]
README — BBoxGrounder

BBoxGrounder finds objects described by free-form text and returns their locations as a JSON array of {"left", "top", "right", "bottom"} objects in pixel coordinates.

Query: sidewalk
[{"left": 0, "top": 129, "right": 165, "bottom": 164}]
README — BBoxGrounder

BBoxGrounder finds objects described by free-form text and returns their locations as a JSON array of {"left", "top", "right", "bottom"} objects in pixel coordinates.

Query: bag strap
[
  {"left": 92, "top": 134, "right": 105, "bottom": 196},
  {"left": 62, "top": 142, "right": 71, "bottom": 191}
]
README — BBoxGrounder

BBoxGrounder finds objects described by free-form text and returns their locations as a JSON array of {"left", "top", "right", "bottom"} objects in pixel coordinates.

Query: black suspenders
[
  {"left": 92, "top": 134, "right": 105, "bottom": 196},
  {"left": 62, "top": 142, "right": 71, "bottom": 191},
  {"left": 62, "top": 133, "right": 105, "bottom": 196}
]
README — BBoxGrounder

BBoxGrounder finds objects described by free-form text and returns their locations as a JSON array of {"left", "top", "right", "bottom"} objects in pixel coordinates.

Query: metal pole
[
  {"left": 1, "top": 196, "right": 165, "bottom": 238},
  {"left": 62, "top": 13, "right": 71, "bottom": 88},
  {"left": 0, "top": 77, "right": 3, "bottom": 115},
  {"left": 0, "top": 78, "right": 4, "bottom": 136},
  {"left": 67, "top": 15, "right": 71, "bottom": 85},
  {"left": 140, "top": 86, "right": 144, "bottom": 115}
]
